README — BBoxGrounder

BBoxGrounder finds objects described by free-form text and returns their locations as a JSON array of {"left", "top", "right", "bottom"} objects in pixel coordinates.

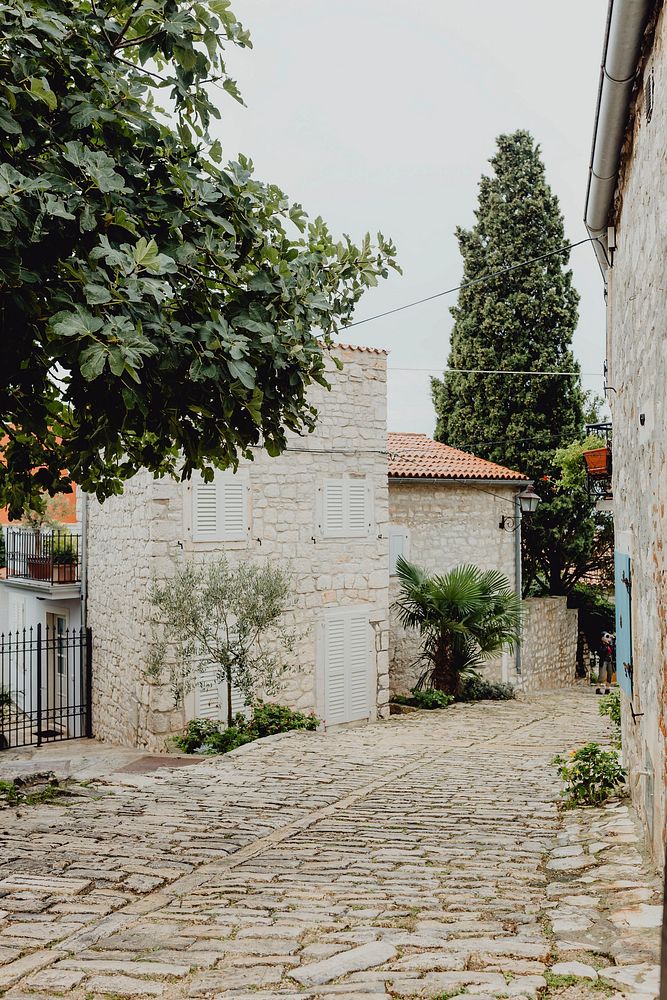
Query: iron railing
[
  {"left": 584, "top": 421, "right": 613, "bottom": 502},
  {"left": 0, "top": 624, "right": 92, "bottom": 749},
  {"left": 5, "top": 529, "right": 82, "bottom": 585}
]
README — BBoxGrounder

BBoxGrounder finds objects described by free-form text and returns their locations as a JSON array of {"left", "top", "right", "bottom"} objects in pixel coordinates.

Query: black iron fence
[
  {"left": 0, "top": 625, "right": 92, "bottom": 749},
  {"left": 5, "top": 530, "right": 82, "bottom": 585}
]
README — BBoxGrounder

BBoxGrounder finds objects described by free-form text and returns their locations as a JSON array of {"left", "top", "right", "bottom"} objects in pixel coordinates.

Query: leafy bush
[
  {"left": 552, "top": 742, "right": 626, "bottom": 807},
  {"left": 174, "top": 702, "right": 320, "bottom": 755},
  {"left": 599, "top": 690, "right": 621, "bottom": 730},
  {"left": 459, "top": 675, "right": 516, "bottom": 702},
  {"left": 393, "top": 688, "right": 454, "bottom": 710},
  {"left": 173, "top": 718, "right": 221, "bottom": 754}
]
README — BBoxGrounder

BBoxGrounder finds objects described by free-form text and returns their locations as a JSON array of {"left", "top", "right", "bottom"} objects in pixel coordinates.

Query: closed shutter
[
  {"left": 323, "top": 480, "right": 346, "bottom": 536},
  {"left": 321, "top": 479, "right": 369, "bottom": 538},
  {"left": 614, "top": 551, "right": 633, "bottom": 696},
  {"left": 192, "top": 472, "right": 249, "bottom": 541},
  {"left": 323, "top": 609, "right": 370, "bottom": 724},
  {"left": 323, "top": 618, "right": 347, "bottom": 724},
  {"left": 193, "top": 662, "right": 248, "bottom": 723},
  {"left": 389, "top": 526, "right": 409, "bottom": 575},
  {"left": 348, "top": 613, "right": 370, "bottom": 720}
]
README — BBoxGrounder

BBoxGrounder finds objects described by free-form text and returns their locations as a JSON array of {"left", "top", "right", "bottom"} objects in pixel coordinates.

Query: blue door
[{"left": 614, "top": 551, "right": 633, "bottom": 696}]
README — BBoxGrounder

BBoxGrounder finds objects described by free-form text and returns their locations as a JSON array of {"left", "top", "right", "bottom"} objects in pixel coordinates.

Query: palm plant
[{"left": 394, "top": 558, "right": 523, "bottom": 696}]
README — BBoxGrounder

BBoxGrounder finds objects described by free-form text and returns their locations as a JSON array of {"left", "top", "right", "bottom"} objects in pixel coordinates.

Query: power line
[
  {"left": 343, "top": 236, "right": 598, "bottom": 330},
  {"left": 387, "top": 367, "right": 600, "bottom": 377}
]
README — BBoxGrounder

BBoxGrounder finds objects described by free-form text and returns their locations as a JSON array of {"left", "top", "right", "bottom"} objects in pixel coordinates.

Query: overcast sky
[{"left": 218, "top": 1, "right": 608, "bottom": 436}]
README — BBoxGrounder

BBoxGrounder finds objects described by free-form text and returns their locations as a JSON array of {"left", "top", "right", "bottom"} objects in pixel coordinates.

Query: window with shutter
[
  {"left": 321, "top": 479, "right": 370, "bottom": 538},
  {"left": 191, "top": 471, "right": 249, "bottom": 542},
  {"left": 192, "top": 662, "right": 248, "bottom": 723},
  {"left": 322, "top": 609, "right": 370, "bottom": 724},
  {"left": 389, "top": 526, "right": 409, "bottom": 575}
]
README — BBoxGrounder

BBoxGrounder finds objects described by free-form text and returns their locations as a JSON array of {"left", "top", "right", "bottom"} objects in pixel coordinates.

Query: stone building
[
  {"left": 584, "top": 0, "right": 667, "bottom": 859},
  {"left": 85, "top": 345, "right": 391, "bottom": 749},
  {"left": 387, "top": 433, "right": 528, "bottom": 694}
]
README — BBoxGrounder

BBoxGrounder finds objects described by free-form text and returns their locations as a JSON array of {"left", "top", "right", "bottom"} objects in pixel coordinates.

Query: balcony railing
[{"left": 5, "top": 530, "right": 82, "bottom": 585}]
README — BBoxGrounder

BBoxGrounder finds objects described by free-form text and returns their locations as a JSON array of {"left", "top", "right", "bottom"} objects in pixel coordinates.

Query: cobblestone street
[{"left": 0, "top": 690, "right": 661, "bottom": 1000}]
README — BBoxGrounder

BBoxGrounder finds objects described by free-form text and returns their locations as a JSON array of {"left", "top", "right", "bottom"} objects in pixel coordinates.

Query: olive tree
[{"left": 149, "top": 557, "right": 296, "bottom": 726}]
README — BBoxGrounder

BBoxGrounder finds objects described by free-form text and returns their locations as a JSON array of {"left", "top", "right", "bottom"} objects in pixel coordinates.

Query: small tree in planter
[
  {"left": 148, "top": 558, "right": 296, "bottom": 726},
  {"left": 394, "top": 558, "right": 522, "bottom": 697}
]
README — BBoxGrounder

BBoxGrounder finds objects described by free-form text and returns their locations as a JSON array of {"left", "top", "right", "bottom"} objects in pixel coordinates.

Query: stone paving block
[
  {"left": 290, "top": 942, "right": 397, "bottom": 986},
  {"left": 0, "top": 951, "right": 55, "bottom": 989},
  {"left": 25, "top": 968, "right": 86, "bottom": 991},
  {"left": 86, "top": 974, "right": 166, "bottom": 995}
]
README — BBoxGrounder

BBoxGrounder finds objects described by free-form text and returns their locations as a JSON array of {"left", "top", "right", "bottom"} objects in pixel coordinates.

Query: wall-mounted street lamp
[{"left": 499, "top": 486, "right": 541, "bottom": 531}]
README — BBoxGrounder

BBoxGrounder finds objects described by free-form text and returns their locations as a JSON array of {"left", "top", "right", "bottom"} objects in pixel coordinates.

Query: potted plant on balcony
[
  {"left": 20, "top": 499, "right": 56, "bottom": 581},
  {"left": 51, "top": 532, "right": 77, "bottom": 583},
  {"left": 582, "top": 445, "right": 612, "bottom": 478}
]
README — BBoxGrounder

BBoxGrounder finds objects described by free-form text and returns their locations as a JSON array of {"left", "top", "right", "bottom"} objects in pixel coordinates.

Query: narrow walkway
[{"left": 0, "top": 690, "right": 660, "bottom": 999}]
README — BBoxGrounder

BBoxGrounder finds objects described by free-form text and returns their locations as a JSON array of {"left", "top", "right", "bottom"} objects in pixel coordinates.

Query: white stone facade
[
  {"left": 606, "top": 2, "right": 667, "bottom": 861},
  {"left": 86, "top": 347, "right": 390, "bottom": 749},
  {"left": 388, "top": 480, "right": 519, "bottom": 693},
  {"left": 518, "top": 597, "right": 578, "bottom": 694}
]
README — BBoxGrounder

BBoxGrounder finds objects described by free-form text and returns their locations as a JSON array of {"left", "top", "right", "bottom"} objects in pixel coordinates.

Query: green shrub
[
  {"left": 599, "top": 689, "right": 621, "bottom": 729},
  {"left": 410, "top": 688, "right": 454, "bottom": 710},
  {"left": 174, "top": 702, "right": 320, "bottom": 755},
  {"left": 552, "top": 742, "right": 626, "bottom": 807},
  {"left": 250, "top": 701, "right": 319, "bottom": 737},
  {"left": 459, "top": 675, "right": 516, "bottom": 702}
]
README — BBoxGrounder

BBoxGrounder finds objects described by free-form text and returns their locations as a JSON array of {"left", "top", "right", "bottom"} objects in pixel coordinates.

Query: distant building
[
  {"left": 584, "top": 0, "right": 667, "bottom": 859},
  {"left": 388, "top": 433, "right": 560, "bottom": 694}
]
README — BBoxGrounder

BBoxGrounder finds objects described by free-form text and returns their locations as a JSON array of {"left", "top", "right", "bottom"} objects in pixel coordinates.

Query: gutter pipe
[{"left": 585, "top": 0, "right": 654, "bottom": 274}]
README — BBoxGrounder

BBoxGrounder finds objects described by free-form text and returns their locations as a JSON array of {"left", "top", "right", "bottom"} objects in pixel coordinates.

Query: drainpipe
[
  {"left": 584, "top": 0, "right": 654, "bottom": 274},
  {"left": 514, "top": 491, "right": 522, "bottom": 677}
]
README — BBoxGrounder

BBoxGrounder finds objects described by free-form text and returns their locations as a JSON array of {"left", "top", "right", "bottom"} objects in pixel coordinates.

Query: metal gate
[{"left": 0, "top": 625, "right": 92, "bottom": 749}]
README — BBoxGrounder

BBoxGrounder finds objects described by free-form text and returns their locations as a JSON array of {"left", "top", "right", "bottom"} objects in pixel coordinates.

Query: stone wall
[
  {"left": 388, "top": 480, "right": 519, "bottom": 694},
  {"left": 517, "top": 597, "right": 578, "bottom": 693},
  {"left": 87, "top": 346, "right": 390, "bottom": 749},
  {"left": 607, "top": 2, "right": 667, "bottom": 862}
]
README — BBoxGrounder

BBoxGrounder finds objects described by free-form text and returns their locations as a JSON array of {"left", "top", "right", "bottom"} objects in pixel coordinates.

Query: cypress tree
[{"left": 432, "top": 130, "right": 593, "bottom": 596}]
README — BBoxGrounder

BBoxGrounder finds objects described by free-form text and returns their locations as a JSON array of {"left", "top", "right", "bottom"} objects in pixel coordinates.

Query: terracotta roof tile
[
  {"left": 388, "top": 433, "right": 529, "bottom": 482},
  {"left": 324, "top": 342, "right": 388, "bottom": 356}
]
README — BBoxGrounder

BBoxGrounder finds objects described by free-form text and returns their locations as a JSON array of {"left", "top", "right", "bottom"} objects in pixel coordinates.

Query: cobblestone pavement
[{"left": 0, "top": 689, "right": 661, "bottom": 1000}]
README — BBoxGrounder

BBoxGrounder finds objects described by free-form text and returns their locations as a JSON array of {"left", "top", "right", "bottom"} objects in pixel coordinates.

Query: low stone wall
[{"left": 518, "top": 597, "right": 578, "bottom": 692}]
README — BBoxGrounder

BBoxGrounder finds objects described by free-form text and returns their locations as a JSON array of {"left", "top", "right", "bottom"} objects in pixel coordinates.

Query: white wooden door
[
  {"left": 193, "top": 662, "right": 247, "bottom": 724},
  {"left": 322, "top": 609, "right": 371, "bottom": 725}
]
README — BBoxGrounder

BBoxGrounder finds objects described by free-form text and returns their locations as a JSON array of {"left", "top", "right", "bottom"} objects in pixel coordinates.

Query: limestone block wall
[
  {"left": 87, "top": 347, "right": 390, "bottom": 749},
  {"left": 607, "top": 2, "right": 667, "bottom": 861},
  {"left": 388, "top": 481, "right": 518, "bottom": 694},
  {"left": 518, "top": 597, "right": 578, "bottom": 693}
]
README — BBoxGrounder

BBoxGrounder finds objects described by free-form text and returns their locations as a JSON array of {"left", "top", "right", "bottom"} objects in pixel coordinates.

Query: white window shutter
[
  {"left": 194, "top": 663, "right": 248, "bottom": 723},
  {"left": 192, "top": 480, "right": 219, "bottom": 540},
  {"left": 389, "top": 526, "right": 409, "bottom": 575},
  {"left": 324, "top": 617, "right": 347, "bottom": 724},
  {"left": 321, "top": 478, "right": 369, "bottom": 538},
  {"left": 323, "top": 480, "right": 345, "bottom": 536},
  {"left": 192, "top": 472, "right": 249, "bottom": 542},
  {"left": 221, "top": 478, "right": 248, "bottom": 539},
  {"left": 348, "top": 613, "right": 370, "bottom": 720},
  {"left": 194, "top": 662, "right": 224, "bottom": 720},
  {"left": 323, "top": 609, "right": 370, "bottom": 725},
  {"left": 348, "top": 481, "right": 368, "bottom": 535}
]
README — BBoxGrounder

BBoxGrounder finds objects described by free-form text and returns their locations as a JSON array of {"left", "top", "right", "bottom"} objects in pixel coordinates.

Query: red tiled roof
[
  {"left": 388, "top": 433, "right": 529, "bottom": 482},
  {"left": 324, "top": 342, "right": 388, "bottom": 356}
]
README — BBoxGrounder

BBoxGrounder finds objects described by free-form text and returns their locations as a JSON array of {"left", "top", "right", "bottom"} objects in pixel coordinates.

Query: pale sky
[{"left": 218, "top": 1, "right": 608, "bottom": 436}]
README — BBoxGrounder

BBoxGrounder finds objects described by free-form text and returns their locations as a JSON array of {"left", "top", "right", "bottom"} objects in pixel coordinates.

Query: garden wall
[{"left": 518, "top": 596, "right": 578, "bottom": 692}]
